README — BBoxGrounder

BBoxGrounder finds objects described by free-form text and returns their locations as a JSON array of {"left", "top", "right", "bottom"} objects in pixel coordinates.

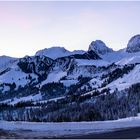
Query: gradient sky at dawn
[{"left": 0, "top": 1, "right": 140, "bottom": 57}]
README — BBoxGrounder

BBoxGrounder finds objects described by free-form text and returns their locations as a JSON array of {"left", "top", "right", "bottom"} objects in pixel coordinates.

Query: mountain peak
[
  {"left": 35, "top": 46, "right": 86, "bottom": 60},
  {"left": 35, "top": 46, "right": 70, "bottom": 59},
  {"left": 88, "top": 40, "right": 113, "bottom": 55},
  {"left": 126, "top": 35, "right": 140, "bottom": 53}
]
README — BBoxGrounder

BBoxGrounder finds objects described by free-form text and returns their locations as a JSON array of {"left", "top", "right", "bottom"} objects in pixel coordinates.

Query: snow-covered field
[{"left": 0, "top": 114, "right": 140, "bottom": 138}]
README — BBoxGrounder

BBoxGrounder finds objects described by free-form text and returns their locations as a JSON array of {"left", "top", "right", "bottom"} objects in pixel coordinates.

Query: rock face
[
  {"left": 126, "top": 35, "right": 140, "bottom": 53},
  {"left": 88, "top": 40, "right": 113, "bottom": 55}
]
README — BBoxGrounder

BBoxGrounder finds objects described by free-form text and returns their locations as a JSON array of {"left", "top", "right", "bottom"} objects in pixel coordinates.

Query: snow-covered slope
[
  {"left": 75, "top": 59, "right": 109, "bottom": 67},
  {"left": 116, "top": 56, "right": 140, "bottom": 65},
  {"left": 0, "top": 55, "right": 18, "bottom": 72},
  {"left": 107, "top": 64, "right": 140, "bottom": 91},
  {"left": 101, "top": 49, "right": 126, "bottom": 63},
  {"left": 1, "top": 36, "right": 140, "bottom": 124},
  {"left": 1, "top": 35, "right": 140, "bottom": 120},
  {"left": 0, "top": 64, "right": 38, "bottom": 88},
  {"left": 101, "top": 48, "right": 140, "bottom": 64}
]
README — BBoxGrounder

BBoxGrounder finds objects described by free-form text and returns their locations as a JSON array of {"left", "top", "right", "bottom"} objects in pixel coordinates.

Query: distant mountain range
[{"left": 1, "top": 34, "right": 140, "bottom": 122}]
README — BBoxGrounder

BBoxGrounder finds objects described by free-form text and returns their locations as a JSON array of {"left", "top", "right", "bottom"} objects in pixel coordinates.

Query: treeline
[
  {"left": 101, "top": 64, "right": 135, "bottom": 87},
  {"left": 0, "top": 82, "right": 140, "bottom": 122}
]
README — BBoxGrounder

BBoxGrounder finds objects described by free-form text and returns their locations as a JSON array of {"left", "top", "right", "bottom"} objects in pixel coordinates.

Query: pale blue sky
[{"left": 0, "top": 1, "right": 140, "bottom": 57}]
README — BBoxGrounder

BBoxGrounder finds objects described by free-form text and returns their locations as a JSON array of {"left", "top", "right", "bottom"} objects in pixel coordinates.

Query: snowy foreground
[{"left": 0, "top": 114, "right": 140, "bottom": 138}]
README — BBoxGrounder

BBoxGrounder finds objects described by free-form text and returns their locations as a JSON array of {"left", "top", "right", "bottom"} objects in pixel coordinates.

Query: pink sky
[{"left": 0, "top": 1, "right": 140, "bottom": 57}]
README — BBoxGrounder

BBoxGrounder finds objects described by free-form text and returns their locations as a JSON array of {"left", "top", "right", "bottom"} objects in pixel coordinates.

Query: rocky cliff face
[
  {"left": 88, "top": 40, "right": 113, "bottom": 55},
  {"left": 126, "top": 35, "right": 140, "bottom": 53}
]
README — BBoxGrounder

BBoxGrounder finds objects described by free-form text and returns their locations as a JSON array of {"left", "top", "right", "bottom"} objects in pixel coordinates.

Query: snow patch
[
  {"left": 41, "top": 71, "right": 67, "bottom": 86},
  {"left": 60, "top": 80, "right": 78, "bottom": 87},
  {"left": 76, "top": 59, "right": 110, "bottom": 67}
]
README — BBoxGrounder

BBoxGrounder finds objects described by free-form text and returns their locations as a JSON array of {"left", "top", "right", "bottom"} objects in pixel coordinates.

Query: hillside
[{"left": 0, "top": 35, "right": 140, "bottom": 122}]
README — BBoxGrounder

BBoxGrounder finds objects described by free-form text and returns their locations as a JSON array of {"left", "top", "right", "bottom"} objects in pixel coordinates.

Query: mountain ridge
[{"left": 0, "top": 34, "right": 140, "bottom": 122}]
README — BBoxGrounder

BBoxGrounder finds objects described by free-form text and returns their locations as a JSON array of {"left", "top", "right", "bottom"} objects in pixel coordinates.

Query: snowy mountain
[
  {"left": 1, "top": 35, "right": 140, "bottom": 122},
  {"left": 126, "top": 35, "right": 140, "bottom": 53},
  {"left": 88, "top": 40, "right": 113, "bottom": 55},
  {"left": 0, "top": 55, "right": 18, "bottom": 71},
  {"left": 35, "top": 46, "right": 85, "bottom": 59}
]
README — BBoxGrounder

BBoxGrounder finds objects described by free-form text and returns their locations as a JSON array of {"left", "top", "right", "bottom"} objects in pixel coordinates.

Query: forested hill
[{"left": 1, "top": 35, "right": 140, "bottom": 122}]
